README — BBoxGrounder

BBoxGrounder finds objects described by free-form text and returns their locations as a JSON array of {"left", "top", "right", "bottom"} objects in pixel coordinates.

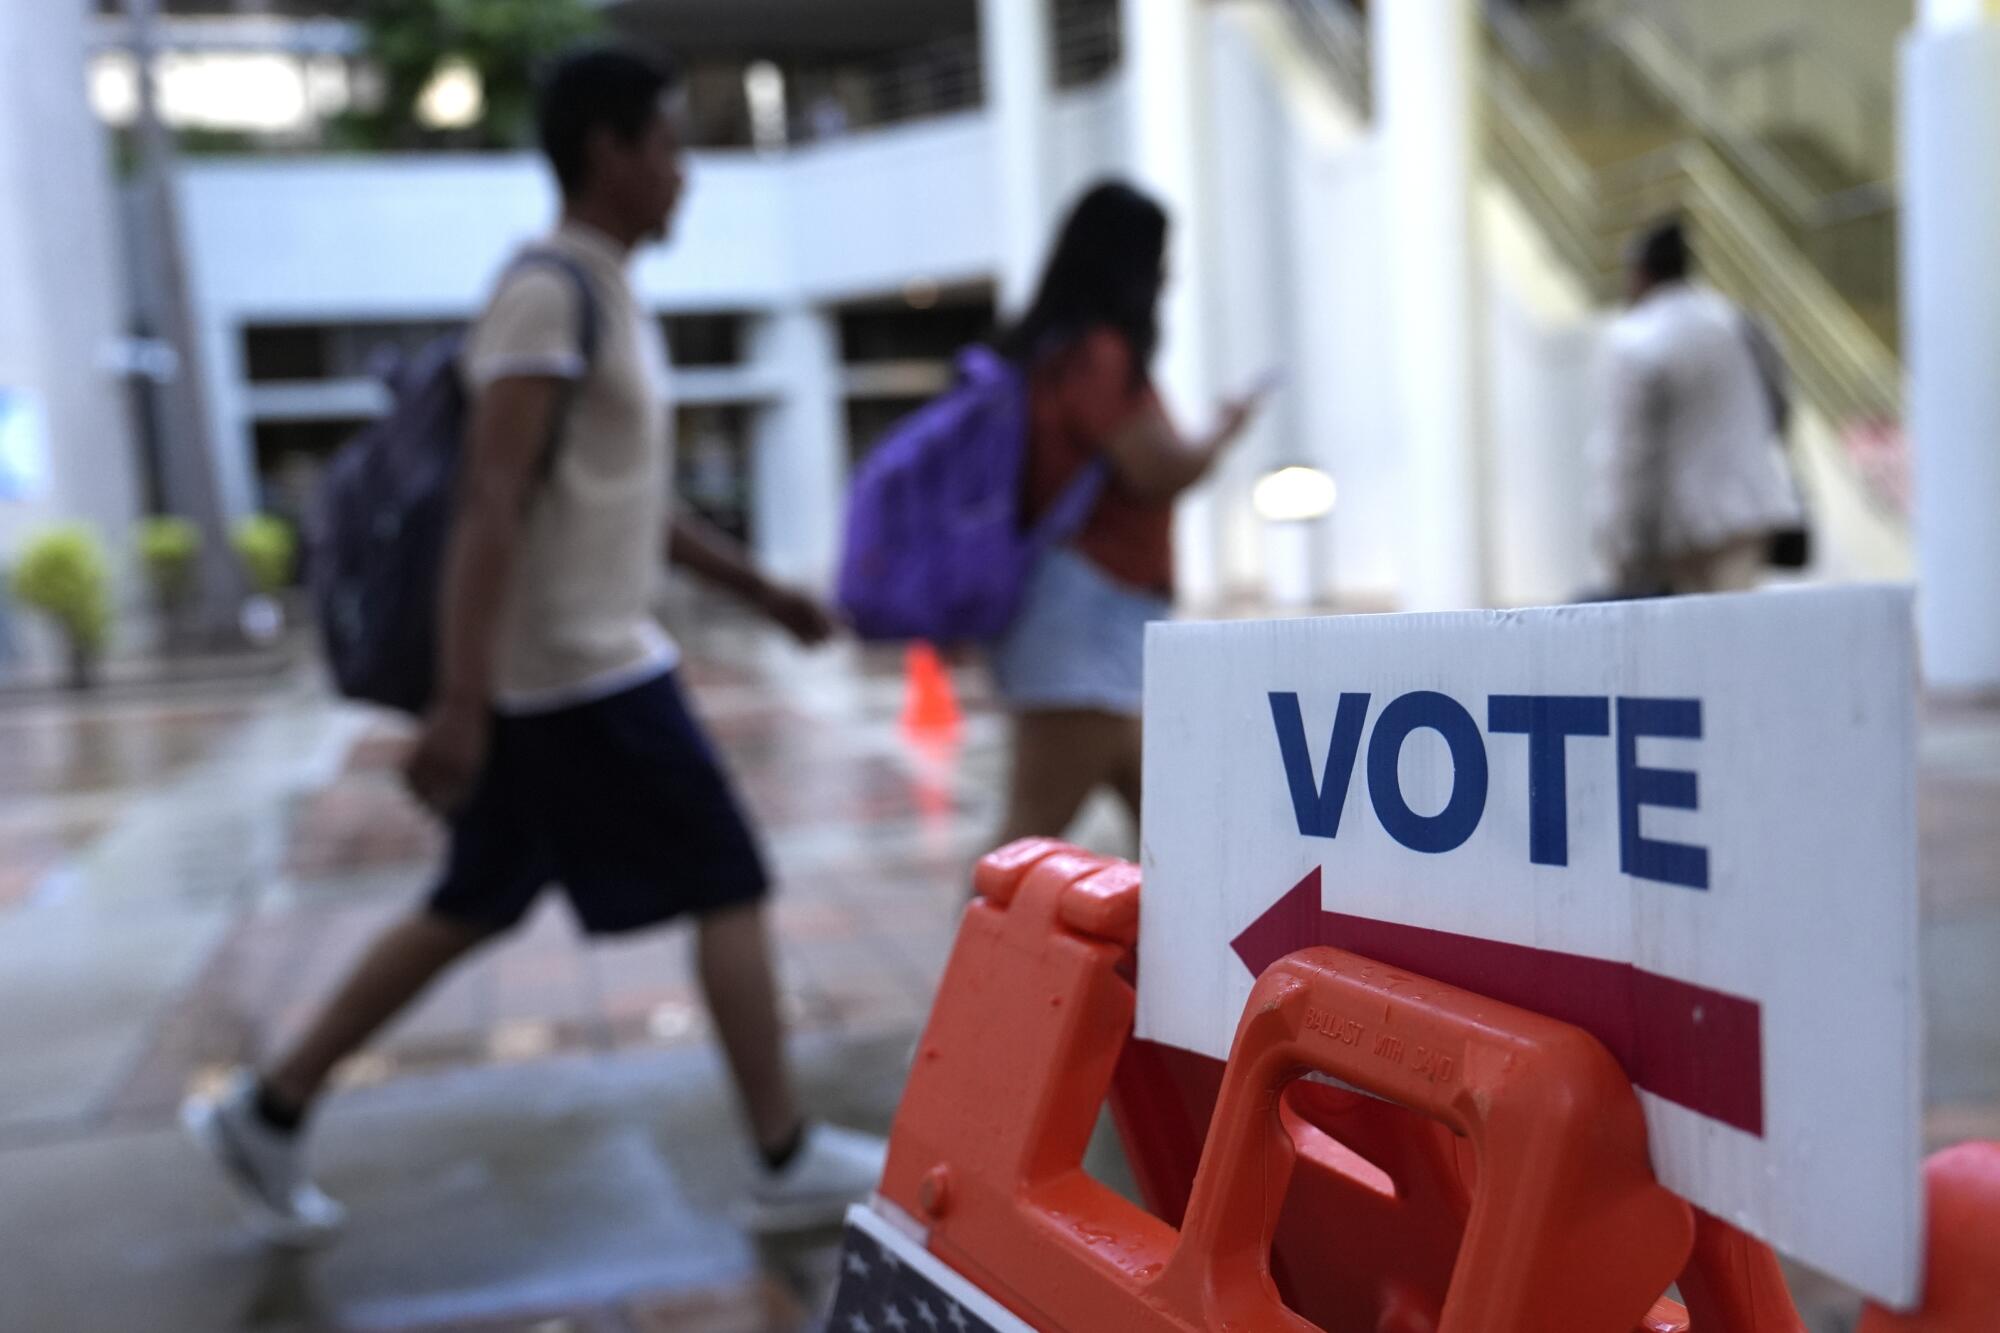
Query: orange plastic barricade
[
  {"left": 831, "top": 841, "right": 1998, "bottom": 1332},
  {"left": 1858, "top": 1141, "right": 2000, "bottom": 1332}
]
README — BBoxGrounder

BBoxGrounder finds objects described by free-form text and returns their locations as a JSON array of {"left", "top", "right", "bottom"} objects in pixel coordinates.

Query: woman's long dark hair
[{"left": 996, "top": 180, "right": 1168, "bottom": 383}]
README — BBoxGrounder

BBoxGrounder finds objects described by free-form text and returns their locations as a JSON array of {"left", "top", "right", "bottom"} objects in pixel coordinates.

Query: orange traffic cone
[{"left": 901, "top": 641, "right": 962, "bottom": 738}]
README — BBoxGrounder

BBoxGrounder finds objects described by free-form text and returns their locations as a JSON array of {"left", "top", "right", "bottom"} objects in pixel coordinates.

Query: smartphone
[{"left": 1245, "top": 366, "right": 1288, "bottom": 398}]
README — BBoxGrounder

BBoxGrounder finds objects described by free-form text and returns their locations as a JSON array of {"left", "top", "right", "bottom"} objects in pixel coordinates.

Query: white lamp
[
  {"left": 1252, "top": 465, "right": 1337, "bottom": 523},
  {"left": 1253, "top": 464, "right": 1336, "bottom": 608}
]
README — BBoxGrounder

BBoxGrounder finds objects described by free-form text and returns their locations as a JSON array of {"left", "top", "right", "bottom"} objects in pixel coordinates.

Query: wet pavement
[
  {"left": 0, "top": 601, "right": 1992, "bottom": 1332},
  {"left": 0, "top": 603, "right": 1134, "bottom": 1333}
]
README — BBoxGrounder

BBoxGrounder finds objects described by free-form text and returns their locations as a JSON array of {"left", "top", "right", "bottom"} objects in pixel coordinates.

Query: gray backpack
[{"left": 312, "top": 249, "right": 599, "bottom": 713}]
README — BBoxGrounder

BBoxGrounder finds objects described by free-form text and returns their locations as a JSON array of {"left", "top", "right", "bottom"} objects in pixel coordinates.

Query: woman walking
[{"left": 988, "top": 181, "right": 1265, "bottom": 845}]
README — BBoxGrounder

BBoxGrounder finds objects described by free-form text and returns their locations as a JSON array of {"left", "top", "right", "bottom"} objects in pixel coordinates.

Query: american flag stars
[{"left": 828, "top": 1225, "right": 1001, "bottom": 1333}]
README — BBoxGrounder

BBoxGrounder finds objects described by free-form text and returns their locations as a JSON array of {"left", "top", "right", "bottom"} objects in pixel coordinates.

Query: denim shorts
[
  {"left": 988, "top": 547, "right": 1171, "bottom": 718},
  {"left": 428, "top": 672, "right": 769, "bottom": 935}
]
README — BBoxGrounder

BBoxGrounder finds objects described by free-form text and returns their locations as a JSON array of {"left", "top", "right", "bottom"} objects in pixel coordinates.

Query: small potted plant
[
  {"left": 231, "top": 514, "right": 297, "bottom": 645},
  {"left": 12, "top": 525, "right": 111, "bottom": 689},
  {"left": 136, "top": 515, "right": 201, "bottom": 651}
]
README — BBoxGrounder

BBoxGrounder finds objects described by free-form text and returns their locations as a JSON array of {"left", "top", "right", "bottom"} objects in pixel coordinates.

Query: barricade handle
[{"left": 1153, "top": 947, "right": 1694, "bottom": 1333}]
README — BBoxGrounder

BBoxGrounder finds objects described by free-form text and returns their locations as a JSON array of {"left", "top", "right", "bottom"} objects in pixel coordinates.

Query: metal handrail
[
  {"left": 1705, "top": 27, "right": 1810, "bottom": 82},
  {"left": 88, "top": 13, "right": 363, "bottom": 56},
  {"left": 1486, "top": 0, "right": 1900, "bottom": 406},
  {"left": 1486, "top": 0, "right": 1897, "bottom": 231},
  {"left": 1485, "top": 0, "right": 1559, "bottom": 72},
  {"left": 1486, "top": 58, "right": 1616, "bottom": 287},
  {"left": 1495, "top": 107, "right": 1905, "bottom": 516},
  {"left": 852, "top": 36, "right": 980, "bottom": 129},
  {"left": 1484, "top": 93, "right": 1900, "bottom": 427},
  {"left": 1053, "top": 0, "right": 1121, "bottom": 90},
  {"left": 1283, "top": 0, "right": 1903, "bottom": 483},
  {"left": 1653, "top": 145, "right": 1898, "bottom": 425},
  {"left": 113, "top": 7, "right": 1123, "bottom": 151},
  {"left": 1608, "top": 4, "right": 1896, "bottom": 223},
  {"left": 1818, "top": 179, "right": 1897, "bottom": 227},
  {"left": 1628, "top": 2, "right": 1890, "bottom": 131},
  {"left": 837, "top": 2, "right": 1118, "bottom": 133}
]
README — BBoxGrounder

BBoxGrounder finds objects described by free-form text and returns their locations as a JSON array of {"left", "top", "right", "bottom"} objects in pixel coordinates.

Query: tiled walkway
[
  {"left": 0, "top": 606, "right": 1991, "bottom": 1332},
  {"left": 0, "top": 615, "right": 1029, "bottom": 1331},
  {"left": 108, "top": 655, "right": 989, "bottom": 1132}
]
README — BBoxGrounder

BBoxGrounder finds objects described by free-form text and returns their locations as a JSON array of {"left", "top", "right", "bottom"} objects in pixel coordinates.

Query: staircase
[{"left": 1286, "top": 0, "right": 1905, "bottom": 491}]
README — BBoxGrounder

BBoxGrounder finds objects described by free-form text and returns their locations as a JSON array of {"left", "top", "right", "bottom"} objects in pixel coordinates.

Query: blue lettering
[
  {"left": 1616, "top": 697, "right": 1710, "bottom": 890},
  {"left": 1273, "top": 689, "right": 1710, "bottom": 883},
  {"left": 1269, "top": 691, "right": 1371, "bottom": 839},
  {"left": 1488, "top": 695, "right": 1611, "bottom": 867},
  {"left": 1365, "top": 691, "right": 1489, "bottom": 854}
]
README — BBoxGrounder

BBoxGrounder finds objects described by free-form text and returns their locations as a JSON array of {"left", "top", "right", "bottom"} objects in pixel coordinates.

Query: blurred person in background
[
  {"left": 183, "top": 45, "right": 883, "bottom": 1243},
  {"left": 1589, "top": 218, "right": 1804, "bottom": 596},
  {"left": 988, "top": 182, "right": 1266, "bottom": 846}
]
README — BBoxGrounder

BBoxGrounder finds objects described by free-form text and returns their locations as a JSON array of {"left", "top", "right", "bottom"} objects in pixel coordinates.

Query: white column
[
  {"left": 980, "top": 0, "right": 1054, "bottom": 315},
  {"left": 0, "top": 0, "right": 137, "bottom": 554},
  {"left": 1373, "top": 0, "right": 1488, "bottom": 610},
  {"left": 1903, "top": 7, "right": 2000, "bottom": 689},
  {"left": 748, "top": 306, "right": 845, "bottom": 587},
  {"left": 1123, "top": 0, "right": 1222, "bottom": 606}
]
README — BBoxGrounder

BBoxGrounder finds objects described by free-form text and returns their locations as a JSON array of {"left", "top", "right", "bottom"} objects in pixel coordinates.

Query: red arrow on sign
[{"left": 1231, "top": 868, "right": 1765, "bottom": 1136}]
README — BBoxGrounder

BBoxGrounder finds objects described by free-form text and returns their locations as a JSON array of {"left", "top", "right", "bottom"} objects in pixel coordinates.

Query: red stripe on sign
[
  {"left": 1629, "top": 968, "right": 1764, "bottom": 1137},
  {"left": 1231, "top": 869, "right": 1765, "bottom": 1136}
]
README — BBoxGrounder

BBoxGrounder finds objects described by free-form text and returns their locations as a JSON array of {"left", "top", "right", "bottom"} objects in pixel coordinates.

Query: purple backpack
[
  {"left": 837, "top": 346, "right": 1106, "bottom": 642},
  {"left": 311, "top": 249, "right": 598, "bottom": 713}
]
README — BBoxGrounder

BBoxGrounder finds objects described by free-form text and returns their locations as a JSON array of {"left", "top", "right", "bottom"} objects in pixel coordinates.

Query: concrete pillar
[
  {"left": 1372, "top": 0, "right": 1488, "bottom": 610},
  {"left": 0, "top": 0, "right": 138, "bottom": 556},
  {"left": 1123, "top": 0, "right": 1222, "bottom": 605},
  {"left": 1903, "top": 6, "right": 2000, "bottom": 689},
  {"left": 979, "top": 0, "right": 1054, "bottom": 315},
  {"left": 747, "top": 306, "right": 845, "bottom": 587}
]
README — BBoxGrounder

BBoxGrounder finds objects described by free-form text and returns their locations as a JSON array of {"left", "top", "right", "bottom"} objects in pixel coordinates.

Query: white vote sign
[{"left": 1138, "top": 587, "right": 1920, "bottom": 1306}]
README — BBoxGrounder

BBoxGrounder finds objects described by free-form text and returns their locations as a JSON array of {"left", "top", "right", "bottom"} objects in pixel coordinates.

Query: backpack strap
[
  {"left": 1030, "top": 458, "right": 1110, "bottom": 549},
  {"left": 504, "top": 247, "right": 604, "bottom": 481},
  {"left": 509, "top": 246, "right": 602, "bottom": 375},
  {"left": 1737, "top": 311, "right": 1790, "bottom": 438},
  {"left": 961, "top": 345, "right": 1110, "bottom": 550}
]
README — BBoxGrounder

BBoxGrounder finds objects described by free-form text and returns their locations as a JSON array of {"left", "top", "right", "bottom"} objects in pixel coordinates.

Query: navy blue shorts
[{"left": 427, "top": 672, "right": 770, "bottom": 935}]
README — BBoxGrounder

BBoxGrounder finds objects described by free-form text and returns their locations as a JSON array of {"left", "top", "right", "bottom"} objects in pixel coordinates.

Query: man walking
[
  {"left": 185, "top": 46, "right": 883, "bottom": 1241},
  {"left": 1590, "top": 218, "right": 1805, "bottom": 596}
]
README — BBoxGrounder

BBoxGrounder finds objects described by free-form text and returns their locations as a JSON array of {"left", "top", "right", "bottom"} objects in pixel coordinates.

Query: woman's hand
[{"left": 1214, "top": 371, "right": 1281, "bottom": 449}]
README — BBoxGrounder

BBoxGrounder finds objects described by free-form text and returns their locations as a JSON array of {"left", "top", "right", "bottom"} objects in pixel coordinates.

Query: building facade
[{"left": 22, "top": 0, "right": 2000, "bottom": 687}]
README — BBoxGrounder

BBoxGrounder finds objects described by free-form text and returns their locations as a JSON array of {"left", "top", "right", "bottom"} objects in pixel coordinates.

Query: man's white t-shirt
[{"left": 461, "top": 221, "right": 680, "bottom": 714}]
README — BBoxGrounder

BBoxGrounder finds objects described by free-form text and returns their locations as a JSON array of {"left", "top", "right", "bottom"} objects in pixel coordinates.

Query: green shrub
[
  {"left": 231, "top": 515, "right": 297, "bottom": 595},
  {"left": 136, "top": 515, "right": 202, "bottom": 603},
  {"left": 12, "top": 525, "right": 111, "bottom": 658},
  {"left": 336, "top": 0, "right": 603, "bottom": 151}
]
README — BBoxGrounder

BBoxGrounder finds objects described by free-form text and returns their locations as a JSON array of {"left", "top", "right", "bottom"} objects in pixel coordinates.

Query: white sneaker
[
  {"left": 181, "top": 1070, "right": 346, "bottom": 1246},
  {"left": 740, "top": 1122, "right": 888, "bottom": 1232}
]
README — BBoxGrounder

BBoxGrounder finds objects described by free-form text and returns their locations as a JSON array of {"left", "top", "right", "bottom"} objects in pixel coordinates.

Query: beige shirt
[{"left": 462, "top": 221, "right": 678, "bottom": 712}]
